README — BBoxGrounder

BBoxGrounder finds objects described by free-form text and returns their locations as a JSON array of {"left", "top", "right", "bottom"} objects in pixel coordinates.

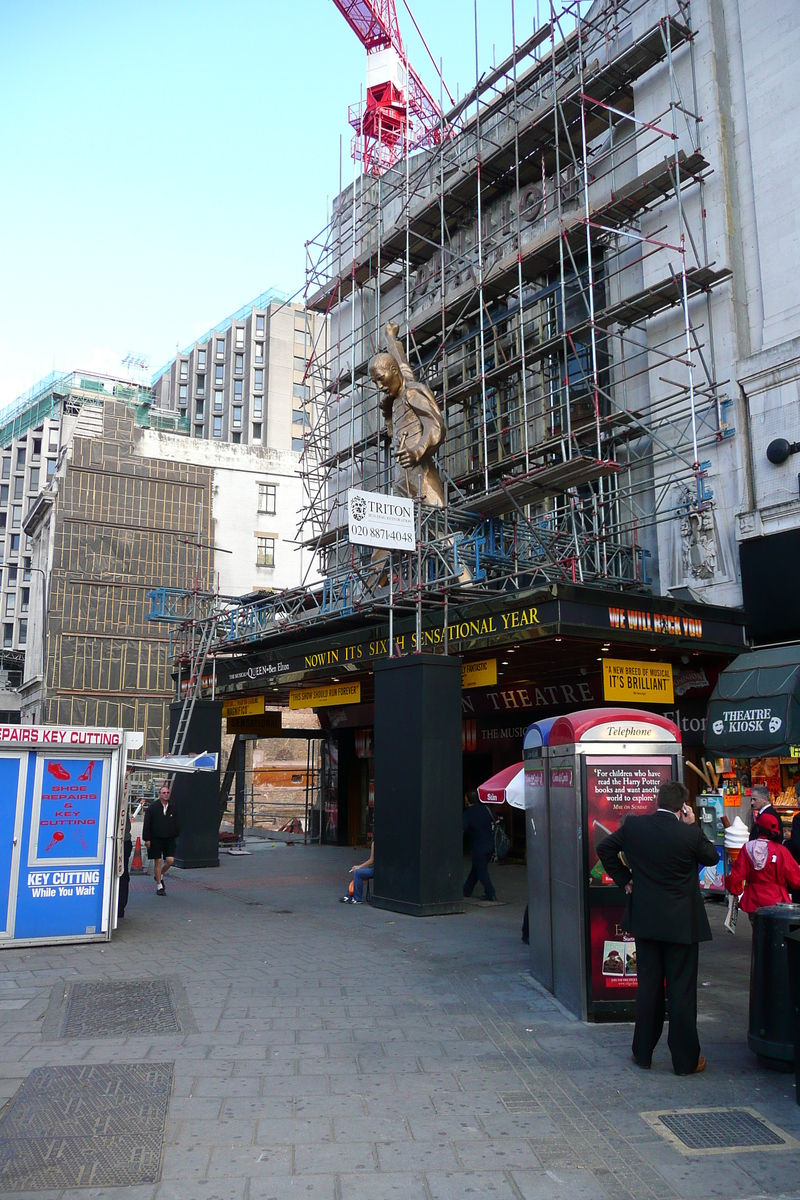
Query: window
[
  {"left": 0, "top": 485, "right": 7, "bottom": 506},
  {"left": 232, "top": 408, "right": 242, "bottom": 429},
  {"left": 8, "top": 566, "right": 17, "bottom": 586},
  {"left": 46, "top": 459, "right": 56, "bottom": 479},
  {"left": 293, "top": 382, "right": 310, "bottom": 400},
  {"left": 252, "top": 423, "right": 262, "bottom": 440},
  {"left": 213, "top": 416, "right": 222, "bottom": 438},
  {"left": 294, "top": 356, "right": 307, "bottom": 373},
  {"left": 48, "top": 428, "right": 59, "bottom": 452},
  {"left": 0, "top": 514, "right": 6, "bottom": 531},
  {"left": 252, "top": 398, "right": 262, "bottom": 418},
  {"left": 16, "top": 448, "right": 25, "bottom": 470},
  {"left": 256, "top": 536, "right": 275, "bottom": 567},
  {"left": 194, "top": 424, "right": 204, "bottom": 437},
  {"left": 235, "top": 327, "right": 245, "bottom": 349},
  {"left": 234, "top": 354, "right": 243, "bottom": 376},
  {"left": 292, "top": 409, "right": 309, "bottom": 427},
  {"left": 17, "top": 620, "right": 26, "bottom": 645},
  {"left": 180, "top": 361, "right": 188, "bottom": 380},
  {"left": 258, "top": 483, "right": 276, "bottom": 514},
  {"left": 11, "top": 506, "right": 21, "bottom": 529},
  {"left": 1, "top": 460, "right": 9, "bottom": 480},
  {"left": 232, "top": 431, "right": 241, "bottom": 444},
  {"left": 9, "top": 535, "right": 19, "bottom": 553},
  {"left": 254, "top": 369, "right": 263, "bottom": 391},
  {"left": 21, "top": 588, "right": 29, "bottom": 613},
  {"left": 216, "top": 338, "right": 225, "bottom": 359},
  {"left": 28, "top": 468, "right": 39, "bottom": 492},
  {"left": 292, "top": 437, "right": 305, "bottom": 452},
  {"left": 256, "top": 314, "right": 265, "bottom": 336},
  {"left": 33, "top": 438, "right": 41, "bottom": 458},
  {"left": 195, "top": 401, "right": 204, "bottom": 418},
  {"left": 234, "top": 380, "right": 243, "bottom": 401},
  {"left": 294, "top": 327, "right": 307, "bottom": 344},
  {"left": 24, "top": 535, "right": 31, "bottom": 553},
  {"left": 22, "top": 558, "right": 30, "bottom": 581},
  {"left": 215, "top": 364, "right": 223, "bottom": 386},
  {"left": 255, "top": 343, "right": 264, "bottom": 365},
  {"left": 179, "top": 384, "right": 188, "bottom": 404},
  {"left": 3, "top": 625, "right": 11, "bottom": 649},
  {"left": 214, "top": 391, "right": 223, "bottom": 412},
  {"left": 196, "top": 375, "right": 205, "bottom": 396},
  {"left": 197, "top": 348, "right": 206, "bottom": 369},
  {"left": 5, "top": 594, "right": 14, "bottom": 615},
  {"left": 13, "top": 477, "right": 23, "bottom": 500}
]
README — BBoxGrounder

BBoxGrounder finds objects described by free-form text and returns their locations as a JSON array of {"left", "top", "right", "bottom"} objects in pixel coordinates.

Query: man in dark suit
[
  {"left": 748, "top": 784, "right": 780, "bottom": 841},
  {"left": 597, "top": 779, "right": 718, "bottom": 1075},
  {"left": 462, "top": 792, "right": 496, "bottom": 901}
]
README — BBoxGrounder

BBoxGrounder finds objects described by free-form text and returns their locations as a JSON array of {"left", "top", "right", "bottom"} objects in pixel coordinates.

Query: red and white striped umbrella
[{"left": 477, "top": 762, "right": 525, "bottom": 809}]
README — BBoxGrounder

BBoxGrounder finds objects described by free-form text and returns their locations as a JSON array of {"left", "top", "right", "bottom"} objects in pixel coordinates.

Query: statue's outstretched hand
[{"left": 386, "top": 321, "right": 400, "bottom": 339}]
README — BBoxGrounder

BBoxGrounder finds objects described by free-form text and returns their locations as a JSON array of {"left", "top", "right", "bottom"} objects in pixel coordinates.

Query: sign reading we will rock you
[{"left": 348, "top": 489, "right": 416, "bottom": 551}]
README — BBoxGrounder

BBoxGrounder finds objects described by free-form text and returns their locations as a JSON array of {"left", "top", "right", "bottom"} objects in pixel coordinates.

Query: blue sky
[{"left": 0, "top": 0, "right": 545, "bottom": 409}]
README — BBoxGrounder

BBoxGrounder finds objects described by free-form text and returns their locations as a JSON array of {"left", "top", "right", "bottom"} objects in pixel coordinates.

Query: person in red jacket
[{"left": 725, "top": 812, "right": 800, "bottom": 919}]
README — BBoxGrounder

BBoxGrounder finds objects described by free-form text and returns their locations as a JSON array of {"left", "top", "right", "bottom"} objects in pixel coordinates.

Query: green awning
[{"left": 705, "top": 645, "right": 800, "bottom": 757}]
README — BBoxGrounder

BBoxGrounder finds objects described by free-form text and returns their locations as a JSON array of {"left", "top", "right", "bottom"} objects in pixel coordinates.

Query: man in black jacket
[
  {"left": 142, "top": 783, "right": 180, "bottom": 898},
  {"left": 462, "top": 792, "right": 496, "bottom": 901},
  {"left": 749, "top": 784, "right": 780, "bottom": 841},
  {"left": 597, "top": 779, "right": 718, "bottom": 1075}
]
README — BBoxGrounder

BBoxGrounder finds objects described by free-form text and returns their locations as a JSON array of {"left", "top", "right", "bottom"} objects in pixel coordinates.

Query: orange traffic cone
[{"left": 130, "top": 836, "right": 144, "bottom": 874}]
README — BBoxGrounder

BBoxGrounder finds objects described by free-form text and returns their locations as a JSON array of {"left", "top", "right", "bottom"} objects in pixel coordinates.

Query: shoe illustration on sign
[
  {"left": 44, "top": 831, "right": 65, "bottom": 852},
  {"left": 77, "top": 761, "right": 95, "bottom": 781},
  {"left": 73, "top": 831, "right": 88, "bottom": 851},
  {"left": 47, "top": 762, "right": 71, "bottom": 781}
]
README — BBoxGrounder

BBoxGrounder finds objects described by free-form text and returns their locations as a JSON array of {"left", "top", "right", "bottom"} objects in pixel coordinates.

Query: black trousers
[
  {"left": 632, "top": 938, "right": 700, "bottom": 1075},
  {"left": 118, "top": 839, "right": 133, "bottom": 917},
  {"left": 463, "top": 851, "right": 495, "bottom": 899}
]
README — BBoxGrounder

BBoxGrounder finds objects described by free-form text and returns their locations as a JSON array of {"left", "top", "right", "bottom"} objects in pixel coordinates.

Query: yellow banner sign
[
  {"left": 462, "top": 658, "right": 497, "bottom": 689},
  {"left": 226, "top": 711, "right": 282, "bottom": 736},
  {"left": 289, "top": 683, "right": 361, "bottom": 710},
  {"left": 221, "top": 695, "right": 265, "bottom": 719},
  {"left": 602, "top": 658, "right": 674, "bottom": 703}
]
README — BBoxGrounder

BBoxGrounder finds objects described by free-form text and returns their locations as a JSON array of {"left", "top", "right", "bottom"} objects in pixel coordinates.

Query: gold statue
[{"left": 369, "top": 321, "right": 445, "bottom": 506}]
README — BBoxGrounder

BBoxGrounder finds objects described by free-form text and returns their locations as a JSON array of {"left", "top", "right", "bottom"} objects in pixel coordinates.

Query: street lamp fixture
[{"left": 766, "top": 438, "right": 800, "bottom": 465}]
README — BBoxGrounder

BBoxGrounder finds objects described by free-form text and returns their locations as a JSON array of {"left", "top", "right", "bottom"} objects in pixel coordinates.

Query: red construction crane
[{"left": 331, "top": 0, "right": 445, "bottom": 175}]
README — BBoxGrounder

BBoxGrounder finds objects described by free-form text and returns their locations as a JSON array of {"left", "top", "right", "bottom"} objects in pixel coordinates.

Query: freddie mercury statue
[{"left": 369, "top": 321, "right": 446, "bottom": 506}]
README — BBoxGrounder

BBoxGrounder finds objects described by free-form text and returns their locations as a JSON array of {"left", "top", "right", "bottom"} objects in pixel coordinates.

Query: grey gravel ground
[{"left": 0, "top": 840, "right": 798, "bottom": 1200}]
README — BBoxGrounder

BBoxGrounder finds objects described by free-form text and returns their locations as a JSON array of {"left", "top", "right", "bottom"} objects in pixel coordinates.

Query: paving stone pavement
[{"left": 0, "top": 841, "right": 798, "bottom": 1200}]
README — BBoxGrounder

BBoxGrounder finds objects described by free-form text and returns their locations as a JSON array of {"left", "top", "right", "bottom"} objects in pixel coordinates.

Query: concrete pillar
[
  {"left": 371, "top": 654, "right": 463, "bottom": 916},
  {"left": 169, "top": 698, "right": 223, "bottom": 868}
]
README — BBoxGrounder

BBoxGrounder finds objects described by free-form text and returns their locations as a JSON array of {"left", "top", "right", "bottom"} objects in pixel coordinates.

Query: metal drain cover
[
  {"left": 499, "top": 1091, "right": 540, "bottom": 1112},
  {"left": 43, "top": 976, "right": 196, "bottom": 1040},
  {"left": 0, "top": 1063, "right": 172, "bottom": 1191},
  {"left": 641, "top": 1107, "right": 800, "bottom": 1156}
]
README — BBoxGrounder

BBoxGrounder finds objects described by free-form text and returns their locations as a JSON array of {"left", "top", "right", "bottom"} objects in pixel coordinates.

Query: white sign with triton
[{"left": 348, "top": 488, "right": 415, "bottom": 550}]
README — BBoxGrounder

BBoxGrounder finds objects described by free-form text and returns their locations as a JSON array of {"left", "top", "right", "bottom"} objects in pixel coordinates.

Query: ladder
[{"left": 168, "top": 618, "right": 217, "bottom": 772}]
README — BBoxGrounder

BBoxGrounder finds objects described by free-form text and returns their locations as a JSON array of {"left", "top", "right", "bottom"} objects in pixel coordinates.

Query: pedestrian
[
  {"left": 117, "top": 765, "right": 134, "bottom": 919},
  {"left": 725, "top": 811, "right": 800, "bottom": 917},
  {"left": 462, "top": 791, "right": 496, "bottom": 902},
  {"left": 340, "top": 841, "right": 373, "bottom": 905},
  {"left": 596, "top": 779, "right": 718, "bottom": 1075},
  {"left": 786, "top": 813, "right": 800, "bottom": 903},
  {"left": 142, "top": 782, "right": 180, "bottom": 898},
  {"left": 748, "top": 784, "right": 780, "bottom": 841}
]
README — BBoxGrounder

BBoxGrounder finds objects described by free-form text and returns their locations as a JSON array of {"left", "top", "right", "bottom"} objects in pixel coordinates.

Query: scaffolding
[{"left": 285, "top": 0, "right": 731, "bottom": 631}]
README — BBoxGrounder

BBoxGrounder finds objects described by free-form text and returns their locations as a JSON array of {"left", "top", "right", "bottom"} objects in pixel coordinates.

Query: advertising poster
[
  {"left": 699, "top": 845, "right": 725, "bottom": 893},
  {"left": 586, "top": 756, "right": 672, "bottom": 885},
  {"left": 590, "top": 907, "right": 638, "bottom": 1001},
  {"left": 35, "top": 759, "right": 104, "bottom": 862}
]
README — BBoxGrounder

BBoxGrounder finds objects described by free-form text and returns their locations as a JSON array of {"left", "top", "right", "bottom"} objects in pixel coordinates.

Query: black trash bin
[
  {"left": 749, "top": 904, "right": 800, "bottom": 1070},
  {"left": 786, "top": 926, "right": 800, "bottom": 1106}
]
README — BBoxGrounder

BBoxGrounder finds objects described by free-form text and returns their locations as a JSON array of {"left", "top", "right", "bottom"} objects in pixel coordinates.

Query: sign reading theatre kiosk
[{"left": 348, "top": 488, "right": 415, "bottom": 551}]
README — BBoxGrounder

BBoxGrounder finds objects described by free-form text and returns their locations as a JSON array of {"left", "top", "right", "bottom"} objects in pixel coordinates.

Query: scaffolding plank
[{"left": 452, "top": 457, "right": 621, "bottom": 518}]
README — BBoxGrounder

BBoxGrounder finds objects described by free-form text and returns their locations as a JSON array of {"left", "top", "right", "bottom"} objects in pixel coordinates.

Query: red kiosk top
[{"left": 548, "top": 707, "right": 681, "bottom": 746}]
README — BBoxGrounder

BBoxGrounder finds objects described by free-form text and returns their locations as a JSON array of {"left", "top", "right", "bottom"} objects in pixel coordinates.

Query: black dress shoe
[{"left": 631, "top": 1055, "right": 651, "bottom": 1069}]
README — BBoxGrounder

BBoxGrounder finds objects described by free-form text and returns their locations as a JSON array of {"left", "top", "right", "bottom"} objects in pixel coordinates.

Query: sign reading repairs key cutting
[{"left": 348, "top": 488, "right": 415, "bottom": 551}]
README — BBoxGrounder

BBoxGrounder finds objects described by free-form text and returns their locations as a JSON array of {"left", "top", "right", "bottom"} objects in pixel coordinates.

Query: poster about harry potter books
[{"left": 586, "top": 756, "right": 672, "bottom": 885}]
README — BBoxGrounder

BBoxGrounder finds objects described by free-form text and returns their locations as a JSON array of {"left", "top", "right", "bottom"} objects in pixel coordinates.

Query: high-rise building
[{"left": 151, "top": 290, "right": 325, "bottom": 452}]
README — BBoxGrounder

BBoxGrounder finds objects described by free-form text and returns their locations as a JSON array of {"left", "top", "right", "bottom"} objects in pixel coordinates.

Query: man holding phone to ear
[{"left": 597, "top": 779, "right": 718, "bottom": 1076}]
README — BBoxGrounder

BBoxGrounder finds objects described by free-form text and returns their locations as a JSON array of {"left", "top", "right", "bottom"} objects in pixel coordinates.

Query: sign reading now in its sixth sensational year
[
  {"left": 289, "top": 683, "right": 361, "bottom": 710},
  {"left": 348, "top": 488, "right": 416, "bottom": 551},
  {"left": 602, "top": 658, "right": 674, "bottom": 704}
]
